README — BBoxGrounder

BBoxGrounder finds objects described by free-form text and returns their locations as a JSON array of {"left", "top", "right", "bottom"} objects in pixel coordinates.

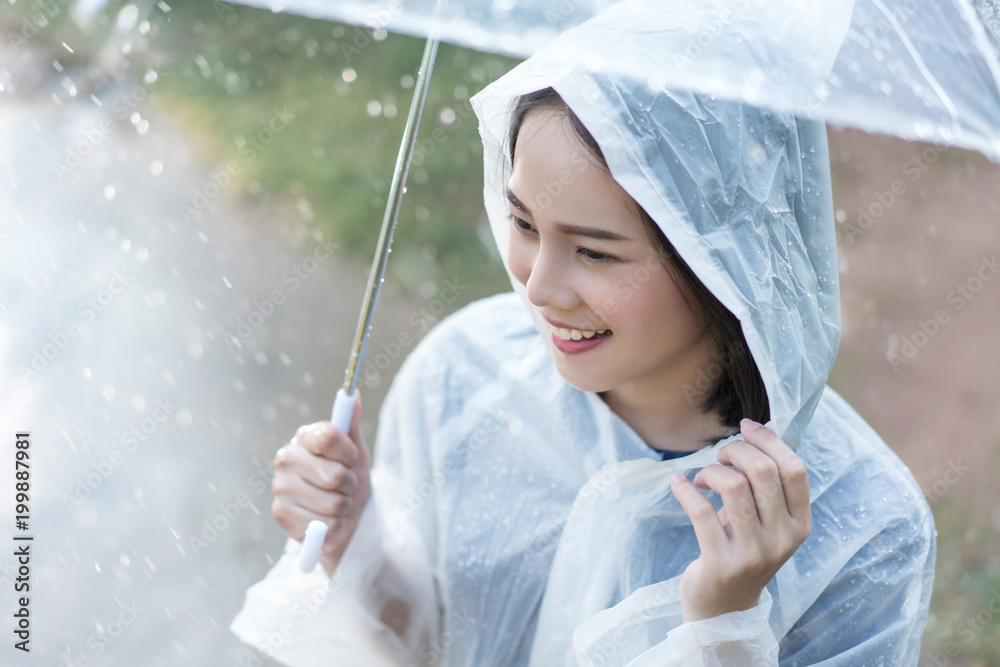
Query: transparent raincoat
[{"left": 231, "top": 6, "right": 937, "bottom": 665}]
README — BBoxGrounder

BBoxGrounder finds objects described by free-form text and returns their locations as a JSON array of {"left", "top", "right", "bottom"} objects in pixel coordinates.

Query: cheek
[
  {"left": 614, "top": 266, "right": 690, "bottom": 334},
  {"left": 506, "top": 235, "right": 533, "bottom": 286}
]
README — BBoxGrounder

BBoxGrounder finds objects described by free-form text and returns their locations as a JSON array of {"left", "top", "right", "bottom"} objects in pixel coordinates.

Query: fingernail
[
  {"left": 671, "top": 474, "right": 685, "bottom": 485},
  {"left": 740, "top": 418, "right": 762, "bottom": 431}
]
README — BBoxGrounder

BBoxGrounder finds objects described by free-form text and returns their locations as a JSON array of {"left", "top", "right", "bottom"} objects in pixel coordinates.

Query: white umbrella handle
[{"left": 297, "top": 388, "right": 357, "bottom": 573}]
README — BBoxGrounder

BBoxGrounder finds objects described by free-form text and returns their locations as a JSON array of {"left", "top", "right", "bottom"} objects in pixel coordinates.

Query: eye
[
  {"left": 578, "top": 247, "right": 618, "bottom": 263},
  {"left": 508, "top": 213, "right": 536, "bottom": 234}
]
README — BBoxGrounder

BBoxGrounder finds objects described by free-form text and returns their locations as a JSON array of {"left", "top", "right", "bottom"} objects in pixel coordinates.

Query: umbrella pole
[{"left": 299, "top": 32, "right": 441, "bottom": 573}]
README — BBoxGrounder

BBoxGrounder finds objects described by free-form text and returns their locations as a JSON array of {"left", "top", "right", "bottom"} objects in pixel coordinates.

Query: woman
[{"left": 230, "top": 23, "right": 936, "bottom": 667}]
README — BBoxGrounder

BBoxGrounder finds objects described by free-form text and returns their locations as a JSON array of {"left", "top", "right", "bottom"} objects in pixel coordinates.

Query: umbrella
[{"left": 218, "top": 0, "right": 1000, "bottom": 572}]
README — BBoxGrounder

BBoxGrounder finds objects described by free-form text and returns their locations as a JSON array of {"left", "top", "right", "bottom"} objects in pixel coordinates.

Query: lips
[{"left": 543, "top": 316, "right": 613, "bottom": 354}]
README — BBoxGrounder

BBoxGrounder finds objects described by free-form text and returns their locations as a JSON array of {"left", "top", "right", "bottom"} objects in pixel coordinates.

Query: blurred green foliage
[
  {"left": 922, "top": 470, "right": 1000, "bottom": 666},
  {"left": 3, "top": 0, "right": 517, "bottom": 298}
]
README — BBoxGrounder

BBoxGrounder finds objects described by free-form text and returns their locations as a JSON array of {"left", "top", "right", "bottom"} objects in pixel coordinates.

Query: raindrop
[
  {"left": 117, "top": 4, "right": 140, "bottom": 30},
  {"left": 102, "top": 384, "right": 116, "bottom": 401},
  {"left": 149, "top": 160, "right": 163, "bottom": 176},
  {"left": 440, "top": 108, "right": 456, "bottom": 125},
  {"left": 83, "top": 366, "right": 92, "bottom": 379},
  {"left": 136, "top": 247, "right": 149, "bottom": 263},
  {"left": 342, "top": 68, "right": 356, "bottom": 83},
  {"left": 121, "top": 239, "right": 131, "bottom": 252},
  {"left": 254, "top": 350, "right": 268, "bottom": 365},
  {"left": 222, "top": 275, "right": 233, "bottom": 288},
  {"left": 367, "top": 100, "right": 382, "bottom": 117},
  {"left": 400, "top": 74, "right": 414, "bottom": 89},
  {"left": 188, "top": 342, "right": 203, "bottom": 359},
  {"left": 131, "top": 394, "right": 146, "bottom": 411},
  {"left": 383, "top": 103, "right": 397, "bottom": 119},
  {"left": 262, "top": 405, "right": 278, "bottom": 422},
  {"left": 104, "top": 185, "right": 116, "bottom": 200},
  {"left": 176, "top": 409, "right": 193, "bottom": 427}
]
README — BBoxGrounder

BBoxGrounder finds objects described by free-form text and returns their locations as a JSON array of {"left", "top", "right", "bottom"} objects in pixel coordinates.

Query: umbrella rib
[{"left": 870, "top": 0, "right": 959, "bottom": 125}]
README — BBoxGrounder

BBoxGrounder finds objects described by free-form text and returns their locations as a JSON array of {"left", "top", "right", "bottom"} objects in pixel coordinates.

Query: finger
[
  {"left": 295, "top": 421, "right": 360, "bottom": 468},
  {"left": 740, "top": 420, "right": 811, "bottom": 523},
  {"left": 716, "top": 440, "right": 787, "bottom": 526},
  {"left": 671, "top": 474, "right": 728, "bottom": 554},
  {"left": 274, "top": 472, "right": 354, "bottom": 518},
  {"left": 272, "top": 497, "right": 343, "bottom": 541},
  {"left": 302, "top": 456, "right": 359, "bottom": 495},
  {"left": 276, "top": 441, "right": 359, "bottom": 493},
  {"left": 692, "top": 464, "right": 761, "bottom": 540}
]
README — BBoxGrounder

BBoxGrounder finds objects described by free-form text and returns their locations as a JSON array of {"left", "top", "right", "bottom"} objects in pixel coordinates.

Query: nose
[{"left": 524, "top": 245, "right": 578, "bottom": 311}]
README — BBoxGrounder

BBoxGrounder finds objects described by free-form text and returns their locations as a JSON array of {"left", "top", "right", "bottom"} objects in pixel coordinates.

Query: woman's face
[{"left": 506, "top": 108, "right": 711, "bottom": 395}]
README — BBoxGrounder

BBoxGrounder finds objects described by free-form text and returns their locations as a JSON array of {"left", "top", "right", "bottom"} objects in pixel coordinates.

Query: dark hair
[{"left": 508, "top": 88, "right": 770, "bottom": 435}]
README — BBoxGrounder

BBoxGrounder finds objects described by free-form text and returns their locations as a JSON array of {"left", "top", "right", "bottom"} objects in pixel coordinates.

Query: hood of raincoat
[{"left": 470, "top": 3, "right": 844, "bottom": 446}]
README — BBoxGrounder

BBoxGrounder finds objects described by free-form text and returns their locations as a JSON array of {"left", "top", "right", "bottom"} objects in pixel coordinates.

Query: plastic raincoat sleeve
[
  {"left": 569, "top": 493, "right": 936, "bottom": 666},
  {"left": 229, "top": 350, "right": 442, "bottom": 667}
]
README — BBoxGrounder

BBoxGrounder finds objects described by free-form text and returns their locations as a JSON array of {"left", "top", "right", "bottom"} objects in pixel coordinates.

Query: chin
[{"left": 552, "top": 360, "right": 616, "bottom": 394}]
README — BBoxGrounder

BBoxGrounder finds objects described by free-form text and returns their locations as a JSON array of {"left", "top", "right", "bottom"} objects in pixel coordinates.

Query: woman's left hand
[{"left": 670, "top": 418, "right": 812, "bottom": 623}]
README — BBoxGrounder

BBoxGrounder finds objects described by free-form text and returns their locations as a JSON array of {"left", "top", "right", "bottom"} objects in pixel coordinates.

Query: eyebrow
[{"left": 505, "top": 187, "right": 632, "bottom": 242}]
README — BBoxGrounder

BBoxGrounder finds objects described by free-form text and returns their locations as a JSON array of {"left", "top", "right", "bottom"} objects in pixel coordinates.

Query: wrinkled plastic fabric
[
  {"left": 231, "top": 296, "right": 936, "bottom": 666},
  {"left": 222, "top": 0, "right": 1000, "bottom": 161},
  {"left": 231, "top": 2, "right": 937, "bottom": 665}
]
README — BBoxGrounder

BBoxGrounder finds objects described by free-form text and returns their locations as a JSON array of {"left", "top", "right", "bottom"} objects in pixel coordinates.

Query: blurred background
[{"left": 0, "top": 1, "right": 997, "bottom": 665}]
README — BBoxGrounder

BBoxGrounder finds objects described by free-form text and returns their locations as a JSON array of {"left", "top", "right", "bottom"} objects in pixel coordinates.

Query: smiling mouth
[{"left": 546, "top": 323, "right": 613, "bottom": 341}]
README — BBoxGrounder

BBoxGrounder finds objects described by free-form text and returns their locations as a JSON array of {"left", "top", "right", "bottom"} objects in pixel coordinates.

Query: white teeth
[{"left": 548, "top": 324, "right": 609, "bottom": 341}]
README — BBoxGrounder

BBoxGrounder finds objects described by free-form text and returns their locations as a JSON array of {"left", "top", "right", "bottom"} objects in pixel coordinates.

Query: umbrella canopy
[
  {"left": 224, "top": 0, "right": 1000, "bottom": 162},
  {"left": 219, "top": 0, "right": 1000, "bottom": 571}
]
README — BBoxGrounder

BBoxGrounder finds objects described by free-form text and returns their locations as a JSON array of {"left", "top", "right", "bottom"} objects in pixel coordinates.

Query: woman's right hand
[{"left": 272, "top": 393, "right": 372, "bottom": 577}]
